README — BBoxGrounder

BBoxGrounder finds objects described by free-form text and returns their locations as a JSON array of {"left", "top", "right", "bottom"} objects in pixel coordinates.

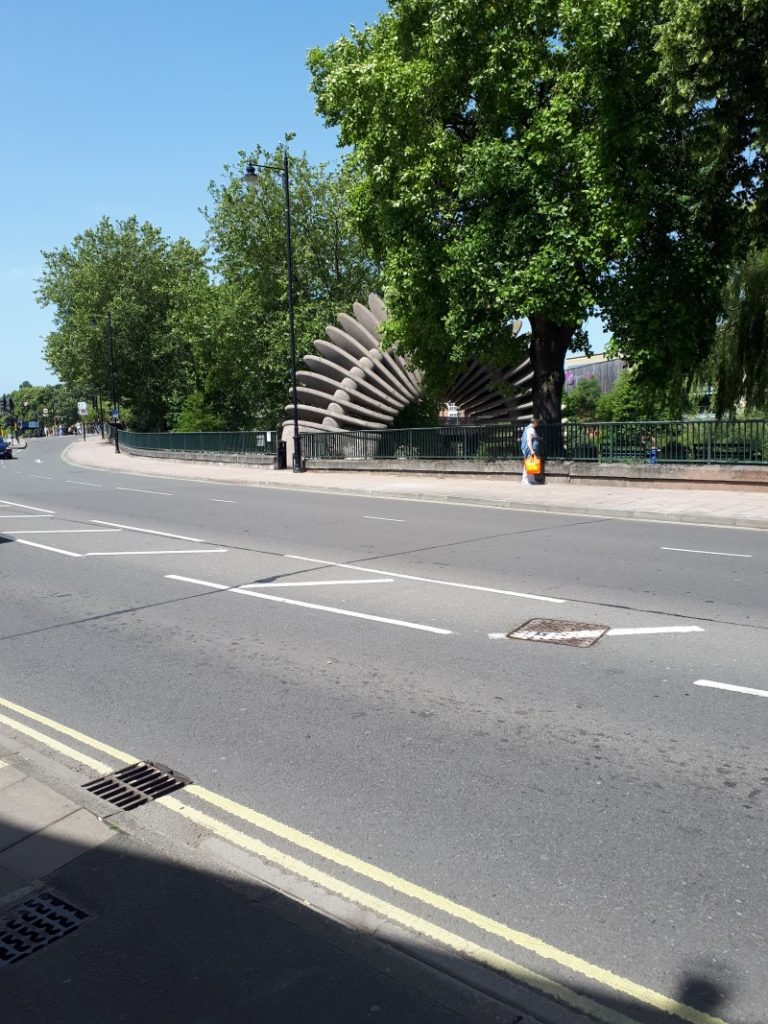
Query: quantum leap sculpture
[{"left": 283, "top": 293, "right": 533, "bottom": 439}]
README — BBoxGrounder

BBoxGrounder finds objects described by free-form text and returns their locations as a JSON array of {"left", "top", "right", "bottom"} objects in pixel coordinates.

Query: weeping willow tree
[{"left": 697, "top": 248, "right": 768, "bottom": 417}]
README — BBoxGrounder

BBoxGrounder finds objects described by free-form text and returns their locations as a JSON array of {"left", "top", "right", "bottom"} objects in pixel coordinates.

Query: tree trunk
[{"left": 528, "top": 315, "right": 576, "bottom": 424}]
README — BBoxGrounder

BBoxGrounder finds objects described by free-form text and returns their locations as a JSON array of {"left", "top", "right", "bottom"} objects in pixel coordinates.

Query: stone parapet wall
[
  {"left": 306, "top": 458, "right": 768, "bottom": 490},
  {"left": 120, "top": 445, "right": 275, "bottom": 467}
]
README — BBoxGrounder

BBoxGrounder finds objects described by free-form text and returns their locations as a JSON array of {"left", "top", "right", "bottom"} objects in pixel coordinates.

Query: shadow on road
[{"left": 0, "top": 813, "right": 745, "bottom": 1024}]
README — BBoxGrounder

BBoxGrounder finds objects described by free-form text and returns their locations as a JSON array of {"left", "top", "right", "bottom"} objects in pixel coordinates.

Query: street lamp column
[
  {"left": 90, "top": 312, "right": 120, "bottom": 453},
  {"left": 242, "top": 149, "right": 303, "bottom": 472},
  {"left": 106, "top": 312, "right": 120, "bottom": 453}
]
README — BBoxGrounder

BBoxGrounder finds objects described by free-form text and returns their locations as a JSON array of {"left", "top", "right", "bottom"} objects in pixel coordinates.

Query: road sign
[
  {"left": 43, "top": 407, "right": 48, "bottom": 416},
  {"left": 77, "top": 401, "right": 87, "bottom": 414}
]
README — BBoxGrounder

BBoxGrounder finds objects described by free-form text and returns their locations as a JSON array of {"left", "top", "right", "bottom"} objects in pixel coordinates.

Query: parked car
[{"left": 0, "top": 438, "right": 14, "bottom": 459}]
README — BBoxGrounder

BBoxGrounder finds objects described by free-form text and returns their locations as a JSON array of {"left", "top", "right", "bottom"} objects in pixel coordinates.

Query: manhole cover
[
  {"left": 0, "top": 892, "right": 88, "bottom": 967},
  {"left": 507, "top": 618, "right": 609, "bottom": 648},
  {"left": 82, "top": 761, "right": 190, "bottom": 811}
]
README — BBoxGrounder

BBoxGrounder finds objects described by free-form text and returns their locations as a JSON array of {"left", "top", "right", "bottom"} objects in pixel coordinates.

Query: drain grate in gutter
[
  {"left": 507, "top": 618, "right": 609, "bottom": 648},
  {"left": 82, "top": 761, "right": 190, "bottom": 811},
  {"left": 0, "top": 892, "right": 88, "bottom": 967}
]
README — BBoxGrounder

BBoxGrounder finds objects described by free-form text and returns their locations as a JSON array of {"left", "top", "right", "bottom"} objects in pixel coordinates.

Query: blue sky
[{"left": 0, "top": 0, "right": 607, "bottom": 393}]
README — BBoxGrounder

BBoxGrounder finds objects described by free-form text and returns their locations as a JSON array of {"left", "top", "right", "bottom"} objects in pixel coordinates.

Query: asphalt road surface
[{"left": 1, "top": 438, "right": 766, "bottom": 1024}]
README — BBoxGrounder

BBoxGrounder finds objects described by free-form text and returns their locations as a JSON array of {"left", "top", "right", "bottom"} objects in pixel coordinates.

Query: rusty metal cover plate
[
  {"left": 82, "top": 761, "right": 190, "bottom": 811},
  {"left": 507, "top": 618, "right": 609, "bottom": 647}
]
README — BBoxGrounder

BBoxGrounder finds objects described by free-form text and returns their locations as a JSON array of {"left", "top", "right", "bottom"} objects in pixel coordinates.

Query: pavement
[
  {"left": 58, "top": 436, "right": 768, "bottom": 530},
  {"left": 0, "top": 738, "right": 536, "bottom": 1024},
  {"left": 2, "top": 437, "right": 763, "bottom": 1023}
]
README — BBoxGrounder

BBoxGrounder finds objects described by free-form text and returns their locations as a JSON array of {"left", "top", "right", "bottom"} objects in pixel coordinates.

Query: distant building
[{"left": 564, "top": 353, "right": 628, "bottom": 393}]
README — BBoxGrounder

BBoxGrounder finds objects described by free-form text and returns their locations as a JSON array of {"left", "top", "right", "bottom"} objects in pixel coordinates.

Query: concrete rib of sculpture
[{"left": 282, "top": 294, "right": 533, "bottom": 441}]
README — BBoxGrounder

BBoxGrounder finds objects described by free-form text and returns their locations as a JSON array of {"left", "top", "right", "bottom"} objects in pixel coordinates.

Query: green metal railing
[
  {"left": 117, "top": 429, "right": 279, "bottom": 456},
  {"left": 301, "top": 420, "right": 768, "bottom": 465}
]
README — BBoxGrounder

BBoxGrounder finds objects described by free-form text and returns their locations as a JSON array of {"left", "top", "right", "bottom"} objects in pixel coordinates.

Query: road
[{"left": 1, "top": 437, "right": 766, "bottom": 1024}]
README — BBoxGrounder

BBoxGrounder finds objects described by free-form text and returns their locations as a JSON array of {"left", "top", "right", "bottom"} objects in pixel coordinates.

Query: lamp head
[{"left": 242, "top": 162, "right": 259, "bottom": 188}]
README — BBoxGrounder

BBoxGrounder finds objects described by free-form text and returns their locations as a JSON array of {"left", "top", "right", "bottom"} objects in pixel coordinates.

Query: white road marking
[
  {"left": 694, "top": 679, "right": 768, "bottom": 699},
  {"left": 116, "top": 486, "right": 173, "bottom": 496},
  {"left": 364, "top": 515, "right": 406, "bottom": 522},
  {"left": 6, "top": 529, "right": 121, "bottom": 535},
  {"left": 65, "top": 479, "right": 102, "bottom": 487},
  {"left": 14, "top": 539, "right": 81, "bottom": 557},
  {"left": 23, "top": 473, "right": 53, "bottom": 479},
  {"left": 91, "top": 520, "right": 205, "bottom": 542},
  {"left": 211, "top": 498, "right": 238, "bottom": 503},
  {"left": 488, "top": 625, "right": 704, "bottom": 639},
  {"left": 661, "top": 547, "right": 752, "bottom": 558},
  {"left": 0, "top": 514, "right": 54, "bottom": 519},
  {"left": 607, "top": 626, "right": 704, "bottom": 636},
  {"left": 286, "top": 555, "right": 565, "bottom": 604},
  {"left": 0, "top": 500, "right": 55, "bottom": 513},
  {"left": 166, "top": 575, "right": 453, "bottom": 635},
  {"left": 243, "top": 579, "right": 393, "bottom": 589},
  {"left": 84, "top": 549, "right": 227, "bottom": 557}
]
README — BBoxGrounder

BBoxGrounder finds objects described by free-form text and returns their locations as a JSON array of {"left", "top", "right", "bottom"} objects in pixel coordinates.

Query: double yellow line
[{"left": 0, "top": 694, "right": 730, "bottom": 1024}]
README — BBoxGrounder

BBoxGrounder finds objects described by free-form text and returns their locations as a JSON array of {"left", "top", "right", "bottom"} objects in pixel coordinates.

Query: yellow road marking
[
  {"left": 0, "top": 711, "right": 112, "bottom": 774},
  {"left": 161, "top": 794, "right": 641, "bottom": 1024},
  {"left": 0, "top": 695, "right": 134, "bottom": 764},
  {"left": 0, "top": 695, "right": 733, "bottom": 1024}
]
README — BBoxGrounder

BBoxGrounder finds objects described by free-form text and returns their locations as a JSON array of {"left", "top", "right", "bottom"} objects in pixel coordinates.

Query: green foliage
[
  {"left": 390, "top": 399, "right": 442, "bottom": 429},
  {"left": 594, "top": 369, "right": 694, "bottom": 422},
  {"left": 7, "top": 382, "right": 81, "bottom": 431},
  {"left": 36, "top": 217, "right": 210, "bottom": 431},
  {"left": 309, "top": 0, "right": 765, "bottom": 422},
  {"left": 693, "top": 248, "right": 768, "bottom": 417},
  {"left": 173, "top": 392, "right": 224, "bottom": 432},
  {"left": 202, "top": 148, "right": 379, "bottom": 428},
  {"left": 562, "top": 378, "right": 602, "bottom": 422}
]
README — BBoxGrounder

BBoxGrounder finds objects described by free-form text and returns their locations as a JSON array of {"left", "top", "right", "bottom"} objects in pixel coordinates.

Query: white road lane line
[
  {"left": 661, "top": 547, "right": 752, "bottom": 558},
  {"left": 116, "top": 487, "right": 173, "bottom": 496},
  {"left": 242, "top": 579, "right": 393, "bottom": 589},
  {"left": 286, "top": 555, "right": 565, "bottom": 604},
  {"left": 694, "top": 679, "right": 768, "bottom": 699},
  {"left": 6, "top": 529, "right": 121, "bottom": 534},
  {"left": 364, "top": 516, "right": 406, "bottom": 522},
  {"left": 488, "top": 625, "right": 704, "bottom": 639},
  {"left": 65, "top": 479, "right": 102, "bottom": 487},
  {"left": 23, "top": 473, "right": 53, "bottom": 479},
  {"left": 0, "top": 500, "right": 55, "bottom": 513},
  {"left": 166, "top": 575, "right": 453, "bottom": 635},
  {"left": 14, "top": 539, "right": 81, "bottom": 557},
  {"left": 91, "top": 520, "right": 206, "bottom": 542},
  {"left": 211, "top": 498, "right": 237, "bottom": 503},
  {"left": 607, "top": 626, "right": 704, "bottom": 636},
  {"left": 85, "top": 549, "right": 227, "bottom": 557},
  {"left": 0, "top": 514, "right": 54, "bottom": 519}
]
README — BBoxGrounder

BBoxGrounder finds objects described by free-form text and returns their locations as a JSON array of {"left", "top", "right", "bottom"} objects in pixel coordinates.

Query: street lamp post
[
  {"left": 242, "top": 149, "right": 303, "bottom": 472},
  {"left": 89, "top": 312, "right": 120, "bottom": 452}
]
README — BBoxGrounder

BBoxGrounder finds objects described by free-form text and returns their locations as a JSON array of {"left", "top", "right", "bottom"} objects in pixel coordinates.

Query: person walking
[{"left": 520, "top": 416, "right": 541, "bottom": 485}]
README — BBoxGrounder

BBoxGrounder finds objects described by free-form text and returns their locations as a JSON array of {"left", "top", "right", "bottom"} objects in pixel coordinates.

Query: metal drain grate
[
  {"left": 0, "top": 892, "right": 88, "bottom": 967},
  {"left": 82, "top": 761, "right": 190, "bottom": 810},
  {"left": 507, "top": 618, "right": 609, "bottom": 648}
]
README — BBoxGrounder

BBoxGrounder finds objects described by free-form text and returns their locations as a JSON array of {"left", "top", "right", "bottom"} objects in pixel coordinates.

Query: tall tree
[
  {"left": 309, "top": 0, "right": 763, "bottom": 422},
  {"left": 201, "top": 148, "right": 379, "bottom": 428},
  {"left": 694, "top": 248, "right": 768, "bottom": 415},
  {"left": 37, "top": 216, "right": 210, "bottom": 431}
]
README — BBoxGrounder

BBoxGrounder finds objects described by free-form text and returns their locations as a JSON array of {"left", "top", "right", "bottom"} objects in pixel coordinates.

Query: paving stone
[
  {"left": 0, "top": 863, "right": 27, "bottom": 901},
  {"left": 0, "top": 778, "right": 79, "bottom": 852},
  {"left": 0, "top": 762, "right": 25, "bottom": 792},
  {"left": 0, "top": 808, "right": 112, "bottom": 882}
]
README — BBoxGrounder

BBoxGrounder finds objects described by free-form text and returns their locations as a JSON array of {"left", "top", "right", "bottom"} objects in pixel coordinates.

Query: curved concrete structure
[{"left": 282, "top": 295, "right": 533, "bottom": 443}]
